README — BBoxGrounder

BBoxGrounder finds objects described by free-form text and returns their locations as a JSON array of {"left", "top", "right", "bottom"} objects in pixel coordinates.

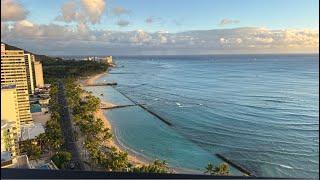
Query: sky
[{"left": 1, "top": 0, "right": 319, "bottom": 55}]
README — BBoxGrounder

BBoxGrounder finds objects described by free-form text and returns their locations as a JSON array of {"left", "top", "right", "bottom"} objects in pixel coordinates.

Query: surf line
[{"left": 113, "top": 87, "right": 173, "bottom": 126}]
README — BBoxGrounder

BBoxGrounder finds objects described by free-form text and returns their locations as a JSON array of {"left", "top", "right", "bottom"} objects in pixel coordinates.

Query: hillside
[{"left": 1, "top": 42, "right": 109, "bottom": 81}]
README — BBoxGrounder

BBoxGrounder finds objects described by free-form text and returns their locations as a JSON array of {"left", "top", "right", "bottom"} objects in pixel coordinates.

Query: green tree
[
  {"left": 51, "top": 151, "right": 72, "bottom": 169},
  {"left": 21, "top": 140, "right": 41, "bottom": 160},
  {"left": 205, "top": 162, "right": 230, "bottom": 176},
  {"left": 131, "top": 160, "right": 169, "bottom": 173},
  {"left": 205, "top": 163, "right": 214, "bottom": 174}
]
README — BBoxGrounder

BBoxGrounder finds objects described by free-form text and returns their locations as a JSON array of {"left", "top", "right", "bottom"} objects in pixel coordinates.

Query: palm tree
[
  {"left": 205, "top": 163, "right": 214, "bottom": 175},
  {"left": 205, "top": 162, "right": 230, "bottom": 176},
  {"left": 213, "top": 163, "right": 230, "bottom": 176}
]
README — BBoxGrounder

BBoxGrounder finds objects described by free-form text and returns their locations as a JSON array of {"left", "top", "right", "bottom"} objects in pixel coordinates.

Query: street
[{"left": 57, "top": 81, "right": 85, "bottom": 170}]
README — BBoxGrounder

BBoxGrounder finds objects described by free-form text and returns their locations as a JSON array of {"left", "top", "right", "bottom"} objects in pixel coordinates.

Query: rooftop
[
  {"left": 1, "top": 120, "right": 15, "bottom": 130},
  {"left": 20, "top": 123, "right": 45, "bottom": 141}
]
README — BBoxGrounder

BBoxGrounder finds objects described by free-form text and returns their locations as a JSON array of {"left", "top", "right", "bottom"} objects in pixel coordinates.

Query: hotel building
[
  {"left": 33, "top": 61, "right": 44, "bottom": 88},
  {"left": 1, "top": 86, "right": 21, "bottom": 159},
  {"left": 1, "top": 85, "right": 21, "bottom": 135},
  {"left": 1, "top": 44, "right": 33, "bottom": 124},
  {"left": 24, "top": 54, "right": 35, "bottom": 94}
]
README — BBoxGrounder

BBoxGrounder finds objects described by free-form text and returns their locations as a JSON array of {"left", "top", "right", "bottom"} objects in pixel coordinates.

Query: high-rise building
[
  {"left": 106, "top": 56, "right": 113, "bottom": 64},
  {"left": 1, "top": 44, "right": 33, "bottom": 124},
  {"left": 33, "top": 61, "right": 44, "bottom": 88},
  {"left": 24, "top": 54, "right": 35, "bottom": 94},
  {"left": 1, "top": 85, "right": 21, "bottom": 135}
]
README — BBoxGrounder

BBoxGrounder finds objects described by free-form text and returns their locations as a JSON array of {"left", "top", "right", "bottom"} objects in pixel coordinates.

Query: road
[{"left": 57, "top": 81, "right": 85, "bottom": 170}]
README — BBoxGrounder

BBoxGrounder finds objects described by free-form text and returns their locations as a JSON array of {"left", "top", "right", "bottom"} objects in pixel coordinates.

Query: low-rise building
[
  {"left": 1, "top": 120, "right": 21, "bottom": 168},
  {"left": 1, "top": 120, "right": 19, "bottom": 158},
  {"left": 1, "top": 154, "right": 31, "bottom": 169},
  {"left": 20, "top": 123, "right": 45, "bottom": 142}
]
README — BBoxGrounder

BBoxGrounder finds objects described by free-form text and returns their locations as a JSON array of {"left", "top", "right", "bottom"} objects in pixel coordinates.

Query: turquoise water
[
  {"left": 86, "top": 54, "right": 319, "bottom": 177},
  {"left": 85, "top": 86, "right": 243, "bottom": 174},
  {"left": 30, "top": 104, "right": 42, "bottom": 113}
]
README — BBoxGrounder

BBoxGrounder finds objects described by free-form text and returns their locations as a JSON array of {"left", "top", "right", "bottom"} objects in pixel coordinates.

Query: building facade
[
  {"left": 33, "top": 61, "right": 44, "bottom": 88},
  {"left": 1, "top": 85, "right": 21, "bottom": 135},
  {"left": 1, "top": 120, "right": 19, "bottom": 158},
  {"left": 1, "top": 44, "right": 33, "bottom": 124},
  {"left": 24, "top": 54, "right": 35, "bottom": 94}
]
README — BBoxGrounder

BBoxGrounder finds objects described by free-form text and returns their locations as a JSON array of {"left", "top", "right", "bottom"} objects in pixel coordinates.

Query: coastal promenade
[{"left": 57, "top": 81, "right": 86, "bottom": 171}]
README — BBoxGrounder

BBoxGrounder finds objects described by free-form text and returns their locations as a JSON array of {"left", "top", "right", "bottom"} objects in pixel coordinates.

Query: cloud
[
  {"left": 145, "top": 17, "right": 154, "bottom": 24},
  {"left": 1, "top": 22, "right": 319, "bottom": 55},
  {"left": 55, "top": 0, "right": 80, "bottom": 22},
  {"left": 56, "top": 0, "right": 106, "bottom": 24},
  {"left": 17, "top": 20, "right": 34, "bottom": 27},
  {"left": 111, "top": 6, "right": 131, "bottom": 16},
  {"left": 145, "top": 16, "right": 165, "bottom": 25},
  {"left": 116, "top": 20, "right": 130, "bottom": 27},
  {"left": 81, "top": 0, "right": 106, "bottom": 24},
  {"left": 219, "top": 19, "right": 240, "bottom": 26},
  {"left": 1, "top": 0, "right": 28, "bottom": 21}
]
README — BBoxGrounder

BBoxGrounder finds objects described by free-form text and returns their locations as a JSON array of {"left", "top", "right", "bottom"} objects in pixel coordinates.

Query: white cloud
[
  {"left": 117, "top": 20, "right": 130, "bottom": 27},
  {"left": 56, "top": 0, "right": 106, "bottom": 24},
  {"left": 17, "top": 20, "right": 34, "bottom": 27},
  {"left": 55, "top": 0, "right": 80, "bottom": 22},
  {"left": 219, "top": 19, "right": 240, "bottom": 26},
  {"left": 1, "top": 0, "right": 28, "bottom": 21},
  {"left": 81, "top": 0, "right": 106, "bottom": 24},
  {"left": 111, "top": 6, "right": 131, "bottom": 16},
  {"left": 1, "top": 23, "right": 319, "bottom": 55}
]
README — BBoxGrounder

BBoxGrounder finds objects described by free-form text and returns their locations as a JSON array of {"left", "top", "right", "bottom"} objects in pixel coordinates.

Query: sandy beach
[
  {"left": 83, "top": 72, "right": 106, "bottom": 86},
  {"left": 81, "top": 72, "right": 148, "bottom": 166}
]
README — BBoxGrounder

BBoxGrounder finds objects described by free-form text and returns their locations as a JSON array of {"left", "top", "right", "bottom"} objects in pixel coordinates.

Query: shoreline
[
  {"left": 83, "top": 72, "right": 106, "bottom": 86},
  {"left": 80, "top": 72, "right": 149, "bottom": 166},
  {"left": 80, "top": 72, "right": 198, "bottom": 174}
]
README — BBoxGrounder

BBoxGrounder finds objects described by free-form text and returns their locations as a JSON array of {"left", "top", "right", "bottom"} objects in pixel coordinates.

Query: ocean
[{"left": 84, "top": 54, "right": 319, "bottom": 178}]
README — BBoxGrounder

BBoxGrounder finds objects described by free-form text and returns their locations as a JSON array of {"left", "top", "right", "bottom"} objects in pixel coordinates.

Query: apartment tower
[
  {"left": 24, "top": 54, "right": 35, "bottom": 94},
  {"left": 1, "top": 85, "right": 21, "bottom": 157},
  {"left": 33, "top": 61, "right": 44, "bottom": 88},
  {"left": 1, "top": 44, "right": 33, "bottom": 124}
]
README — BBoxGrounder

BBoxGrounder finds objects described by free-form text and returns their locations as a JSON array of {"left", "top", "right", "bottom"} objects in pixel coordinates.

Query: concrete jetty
[
  {"left": 100, "top": 104, "right": 136, "bottom": 110},
  {"left": 216, "top": 153, "right": 255, "bottom": 177},
  {"left": 138, "top": 105, "right": 172, "bottom": 126},
  {"left": 114, "top": 88, "right": 172, "bottom": 126},
  {"left": 85, "top": 82, "right": 117, "bottom": 86}
]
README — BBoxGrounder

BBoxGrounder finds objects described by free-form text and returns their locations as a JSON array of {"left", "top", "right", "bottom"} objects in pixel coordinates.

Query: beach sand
[
  {"left": 83, "top": 72, "right": 106, "bottom": 86},
  {"left": 94, "top": 109, "right": 148, "bottom": 166},
  {"left": 81, "top": 72, "right": 148, "bottom": 166}
]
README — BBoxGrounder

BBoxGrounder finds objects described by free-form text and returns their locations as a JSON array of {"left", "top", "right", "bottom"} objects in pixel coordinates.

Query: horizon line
[{"left": 53, "top": 53, "right": 319, "bottom": 57}]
